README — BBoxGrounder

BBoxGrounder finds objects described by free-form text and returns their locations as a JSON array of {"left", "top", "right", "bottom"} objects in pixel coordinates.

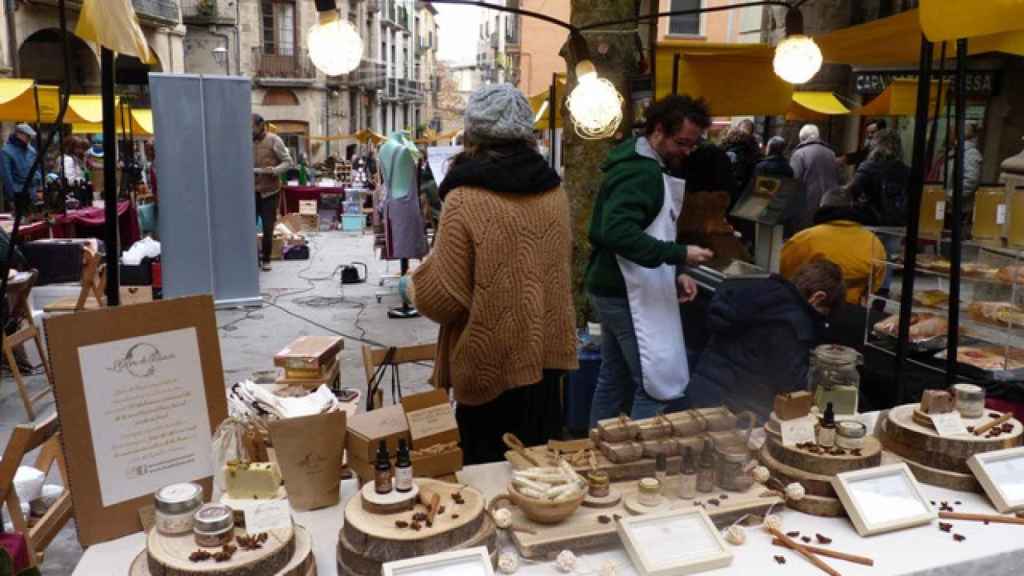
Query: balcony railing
[
  {"left": 251, "top": 48, "right": 316, "bottom": 80},
  {"left": 133, "top": 0, "right": 180, "bottom": 24},
  {"left": 350, "top": 60, "right": 387, "bottom": 90}
]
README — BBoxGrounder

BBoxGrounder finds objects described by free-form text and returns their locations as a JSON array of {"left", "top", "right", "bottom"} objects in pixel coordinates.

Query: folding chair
[
  {"left": 2, "top": 270, "right": 53, "bottom": 420},
  {"left": 361, "top": 343, "right": 436, "bottom": 410}
]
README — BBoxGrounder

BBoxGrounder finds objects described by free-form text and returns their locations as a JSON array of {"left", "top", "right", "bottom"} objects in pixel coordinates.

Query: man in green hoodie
[{"left": 587, "top": 95, "right": 714, "bottom": 425}]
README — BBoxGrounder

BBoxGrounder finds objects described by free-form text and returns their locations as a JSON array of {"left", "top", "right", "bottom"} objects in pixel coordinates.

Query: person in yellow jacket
[{"left": 780, "top": 187, "right": 886, "bottom": 305}]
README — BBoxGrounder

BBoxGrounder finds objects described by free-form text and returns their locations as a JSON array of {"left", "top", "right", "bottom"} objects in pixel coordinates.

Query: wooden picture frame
[
  {"left": 616, "top": 508, "right": 733, "bottom": 576},
  {"left": 831, "top": 463, "right": 936, "bottom": 536},
  {"left": 967, "top": 446, "right": 1024, "bottom": 513},
  {"left": 381, "top": 546, "right": 494, "bottom": 576},
  {"left": 44, "top": 295, "right": 228, "bottom": 546}
]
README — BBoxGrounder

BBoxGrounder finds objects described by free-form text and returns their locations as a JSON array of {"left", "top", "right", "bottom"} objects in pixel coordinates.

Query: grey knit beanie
[{"left": 464, "top": 83, "right": 535, "bottom": 143}]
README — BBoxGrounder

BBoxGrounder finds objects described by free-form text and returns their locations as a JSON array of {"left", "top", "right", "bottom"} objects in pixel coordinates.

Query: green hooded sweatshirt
[{"left": 585, "top": 137, "right": 688, "bottom": 299}]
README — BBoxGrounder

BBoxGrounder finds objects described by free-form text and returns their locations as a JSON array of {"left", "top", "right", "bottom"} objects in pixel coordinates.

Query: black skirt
[{"left": 455, "top": 370, "right": 564, "bottom": 465}]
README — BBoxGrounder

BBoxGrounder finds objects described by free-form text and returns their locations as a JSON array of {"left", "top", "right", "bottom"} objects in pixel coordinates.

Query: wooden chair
[
  {"left": 42, "top": 242, "right": 105, "bottom": 313},
  {"left": 2, "top": 270, "right": 53, "bottom": 421},
  {"left": 0, "top": 414, "right": 73, "bottom": 567},
  {"left": 361, "top": 343, "right": 436, "bottom": 409}
]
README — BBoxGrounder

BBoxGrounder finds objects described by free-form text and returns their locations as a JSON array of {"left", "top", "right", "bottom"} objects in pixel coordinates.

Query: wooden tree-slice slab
[
  {"left": 885, "top": 404, "right": 1022, "bottom": 461},
  {"left": 359, "top": 481, "right": 419, "bottom": 514},
  {"left": 787, "top": 492, "right": 845, "bottom": 517},
  {"left": 879, "top": 423, "right": 982, "bottom": 492},
  {"left": 133, "top": 525, "right": 311, "bottom": 576},
  {"left": 336, "top": 510, "right": 497, "bottom": 576},
  {"left": 764, "top": 435, "right": 882, "bottom": 476},
  {"left": 147, "top": 523, "right": 294, "bottom": 576},
  {"left": 757, "top": 446, "right": 835, "bottom": 498},
  {"left": 582, "top": 490, "right": 622, "bottom": 509},
  {"left": 342, "top": 478, "right": 485, "bottom": 563}
]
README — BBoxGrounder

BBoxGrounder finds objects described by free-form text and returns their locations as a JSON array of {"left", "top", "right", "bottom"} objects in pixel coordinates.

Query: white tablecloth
[{"left": 74, "top": 431, "right": 1024, "bottom": 575}]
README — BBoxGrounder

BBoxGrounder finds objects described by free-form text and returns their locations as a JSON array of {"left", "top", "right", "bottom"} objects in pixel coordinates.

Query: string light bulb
[
  {"left": 565, "top": 34, "right": 624, "bottom": 140},
  {"left": 308, "top": 0, "right": 364, "bottom": 77},
  {"left": 773, "top": 8, "right": 822, "bottom": 84}
]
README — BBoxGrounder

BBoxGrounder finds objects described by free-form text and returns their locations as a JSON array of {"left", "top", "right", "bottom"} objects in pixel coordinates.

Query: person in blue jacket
[{"left": 2, "top": 124, "right": 41, "bottom": 202}]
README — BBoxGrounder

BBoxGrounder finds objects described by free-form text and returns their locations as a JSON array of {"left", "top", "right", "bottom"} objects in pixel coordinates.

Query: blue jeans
[{"left": 588, "top": 294, "right": 689, "bottom": 427}]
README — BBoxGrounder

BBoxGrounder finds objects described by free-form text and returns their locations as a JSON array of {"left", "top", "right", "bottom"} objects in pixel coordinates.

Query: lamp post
[{"left": 212, "top": 45, "right": 228, "bottom": 74}]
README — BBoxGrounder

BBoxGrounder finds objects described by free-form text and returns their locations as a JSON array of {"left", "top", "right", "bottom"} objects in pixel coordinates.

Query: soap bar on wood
[
  {"left": 225, "top": 461, "right": 281, "bottom": 499},
  {"left": 921, "top": 389, "right": 955, "bottom": 414},
  {"left": 774, "top": 391, "right": 814, "bottom": 421}
]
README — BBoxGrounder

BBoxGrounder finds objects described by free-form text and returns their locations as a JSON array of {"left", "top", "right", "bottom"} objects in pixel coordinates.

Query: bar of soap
[
  {"left": 921, "top": 389, "right": 955, "bottom": 414},
  {"left": 225, "top": 461, "right": 281, "bottom": 499},
  {"left": 774, "top": 391, "right": 814, "bottom": 421}
]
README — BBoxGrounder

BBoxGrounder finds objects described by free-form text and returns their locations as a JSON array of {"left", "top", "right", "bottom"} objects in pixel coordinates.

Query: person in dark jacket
[
  {"left": 848, "top": 129, "right": 910, "bottom": 226},
  {"left": 721, "top": 121, "right": 762, "bottom": 203},
  {"left": 754, "top": 136, "right": 795, "bottom": 179},
  {"left": 687, "top": 259, "right": 845, "bottom": 422},
  {"left": 843, "top": 119, "right": 886, "bottom": 167}
]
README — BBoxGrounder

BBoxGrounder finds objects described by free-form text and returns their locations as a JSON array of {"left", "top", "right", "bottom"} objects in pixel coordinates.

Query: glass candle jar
[
  {"left": 836, "top": 421, "right": 867, "bottom": 450},
  {"left": 154, "top": 483, "right": 203, "bottom": 536},
  {"left": 638, "top": 478, "right": 662, "bottom": 506},
  {"left": 953, "top": 383, "right": 986, "bottom": 419},
  {"left": 587, "top": 471, "right": 610, "bottom": 498},
  {"left": 193, "top": 503, "right": 234, "bottom": 548},
  {"left": 809, "top": 345, "right": 862, "bottom": 415},
  {"left": 973, "top": 186, "right": 1007, "bottom": 240}
]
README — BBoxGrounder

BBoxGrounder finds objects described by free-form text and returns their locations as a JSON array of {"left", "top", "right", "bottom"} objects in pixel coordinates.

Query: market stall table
[
  {"left": 0, "top": 218, "right": 50, "bottom": 241},
  {"left": 72, "top": 412, "right": 1024, "bottom": 576},
  {"left": 281, "top": 185, "right": 346, "bottom": 215},
  {"left": 51, "top": 201, "right": 140, "bottom": 249}
]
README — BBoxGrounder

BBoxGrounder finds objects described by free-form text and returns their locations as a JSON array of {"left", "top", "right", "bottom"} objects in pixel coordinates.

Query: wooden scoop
[{"left": 503, "top": 433, "right": 542, "bottom": 467}]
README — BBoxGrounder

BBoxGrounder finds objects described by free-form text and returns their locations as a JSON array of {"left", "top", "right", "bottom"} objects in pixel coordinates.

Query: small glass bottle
[
  {"left": 697, "top": 439, "right": 715, "bottom": 493},
  {"left": 678, "top": 447, "right": 698, "bottom": 499},
  {"left": 817, "top": 402, "right": 837, "bottom": 448},
  {"left": 655, "top": 453, "right": 668, "bottom": 487},
  {"left": 374, "top": 440, "right": 393, "bottom": 495},
  {"left": 395, "top": 438, "right": 414, "bottom": 493}
]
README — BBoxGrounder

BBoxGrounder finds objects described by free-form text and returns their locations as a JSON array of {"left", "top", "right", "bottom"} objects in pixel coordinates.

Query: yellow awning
[
  {"left": 310, "top": 128, "right": 386, "bottom": 144},
  {"left": 0, "top": 80, "right": 61, "bottom": 122},
  {"left": 131, "top": 109, "right": 153, "bottom": 135},
  {"left": 71, "top": 108, "right": 153, "bottom": 136},
  {"left": 655, "top": 44, "right": 792, "bottom": 116},
  {"left": 415, "top": 128, "right": 460, "bottom": 145},
  {"left": 817, "top": 9, "right": 1024, "bottom": 66},
  {"left": 530, "top": 75, "right": 566, "bottom": 130},
  {"left": 852, "top": 79, "right": 947, "bottom": 117},
  {"left": 787, "top": 92, "right": 850, "bottom": 121},
  {"left": 920, "top": 0, "right": 1024, "bottom": 42}
]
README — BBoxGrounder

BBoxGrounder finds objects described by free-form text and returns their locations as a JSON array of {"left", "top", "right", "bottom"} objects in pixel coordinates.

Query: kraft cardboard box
[
  {"left": 401, "top": 389, "right": 463, "bottom": 478},
  {"left": 273, "top": 336, "right": 344, "bottom": 371},
  {"left": 346, "top": 403, "right": 410, "bottom": 464}
]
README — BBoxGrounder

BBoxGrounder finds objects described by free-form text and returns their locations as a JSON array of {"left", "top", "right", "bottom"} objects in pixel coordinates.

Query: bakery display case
[{"left": 865, "top": 227, "right": 1024, "bottom": 381}]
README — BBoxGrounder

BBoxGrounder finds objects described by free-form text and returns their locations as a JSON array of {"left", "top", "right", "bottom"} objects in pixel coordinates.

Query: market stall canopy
[
  {"left": 0, "top": 79, "right": 60, "bottom": 122},
  {"left": 530, "top": 75, "right": 566, "bottom": 130},
  {"left": 786, "top": 91, "right": 851, "bottom": 121},
  {"left": 414, "top": 128, "right": 460, "bottom": 145},
  {"left": 72, "top": 107, "right": 153, "bottom": 136},
  {"left": 816, "top": 9, "right": 1024, "bottom": 67},
  {"left": 920, "top": 0, "right": 1024, "bottom": 42},
  {"left": 655, "top": 42, "right": 792, "bottom": 116},
  {"left": 310, "top": 128, "right": 386, "bottom": 144},
  {"left": 853, "top": 79, "right": 947, "bottom": 117}
]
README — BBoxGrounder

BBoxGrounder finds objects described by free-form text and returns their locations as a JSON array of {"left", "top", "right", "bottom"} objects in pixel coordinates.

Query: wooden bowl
[{"left": 503, "top": 483, "right": 584, "bottom": 525}]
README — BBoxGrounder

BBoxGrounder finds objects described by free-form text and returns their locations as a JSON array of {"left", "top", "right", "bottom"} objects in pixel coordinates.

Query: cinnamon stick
[
  {"left": 771, "top": 539, "right": 874, "bottom": 566},
  {"left": 940, "top": 511, "right": 1024, "bottom": 525},
  {"left": 974, "top": 413, "right": 1013, "bottom": 436},
  {"left": 767, "top": 526, "right": 842, "bottom": 576}
]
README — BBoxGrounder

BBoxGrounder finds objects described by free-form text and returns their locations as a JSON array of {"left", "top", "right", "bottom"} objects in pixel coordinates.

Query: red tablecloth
[
  {"left": 0, "top": 218, "right": 50, "bottom": 241},
  {"left": 281, "top": 185, "right": 345, "bottom": 214},
  {"left": 52, "top": 201, "right": 141, "bottom": 249}
]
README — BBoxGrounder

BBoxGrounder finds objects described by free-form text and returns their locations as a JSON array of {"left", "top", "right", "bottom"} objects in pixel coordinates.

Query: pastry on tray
[
  {"left": 968, "top": 301, "right": 1024, "bottom": 327},
  {"left": 874, "top": 313, "right": 949, "bottom": 342},
  {"left": 997, "top": 265, "right": 1024, "bottom": 284},
  {"left": 913, "top": 290, "right": 949, "bottom": 308},
  {"left": 919, "top": 257, "right": 952, "bottom": 273},
  {"left": 942, "top": 346, "right": 1024, "bottom": 372},
  {"left": 962, "top": 262, "right": 999, "bottom": 278}
]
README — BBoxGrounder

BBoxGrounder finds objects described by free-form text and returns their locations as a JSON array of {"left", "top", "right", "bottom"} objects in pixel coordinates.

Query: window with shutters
[
  {"left": 668, "top": 0, "right": 703, "bottom": 37},
  {"left": 261, "top": 0, "right": 296, "bottom": 56}
]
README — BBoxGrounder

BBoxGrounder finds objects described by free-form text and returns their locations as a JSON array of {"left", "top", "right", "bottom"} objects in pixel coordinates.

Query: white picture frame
[
  {"left": 381, "top": 546, "right": 494, "bottom": 576},
  {"left": 967, "top": 446, "right": 1024, "bottom": 513},
  {"left": 831, "top": 462, "right": 937, "bottom": 536},
  {"left": 616, "top": 508, "right": 733, "bottom": 576}
]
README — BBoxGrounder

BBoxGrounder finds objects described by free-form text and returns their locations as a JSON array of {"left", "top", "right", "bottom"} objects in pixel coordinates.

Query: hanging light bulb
[
  {"left": 308, "top": 0, "right": 364, "bottom": 77},
  {"left": 565, "top": 34, "right": 624, "bottom": 140},
  {"left": 773, "top": 8, "right": 823, "bottom": 85}
]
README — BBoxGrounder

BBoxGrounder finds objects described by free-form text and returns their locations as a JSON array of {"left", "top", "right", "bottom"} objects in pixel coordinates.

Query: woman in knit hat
[{"left": 410, "top": 83, "right": 577, "bottom": 464}]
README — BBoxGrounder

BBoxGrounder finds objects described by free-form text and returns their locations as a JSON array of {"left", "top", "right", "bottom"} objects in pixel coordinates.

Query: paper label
[
  {"left": 931, "top": 412, "right": 969, "bottom": 437},
  {"left": 781, "top": 418, "right": 817, "bottom": 447},
  {"left": 407, "top": 403, "right": 458, "bottom": 442},
  {"left": 298, "top": 200, "right": 317, "bottom": 215},
  {"left": 935, "top": 201, "right": 946, "bottom": 220},
  {"left": 138, "top": 505, "right": 156, "bottom": 532},
  {"left": 243, "top": 499, "right": 292, "bottom": 534},
  {"left": 998, "top": 204, "right": 1008, "bottom": 225},
  {"left": 77, "top": 327, "right": 213, "bottom": 508}
]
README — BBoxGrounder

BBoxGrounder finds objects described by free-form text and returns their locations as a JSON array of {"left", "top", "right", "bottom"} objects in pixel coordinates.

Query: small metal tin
[
  {"left": 953, "top": 383, "right": 986, "bottom": 419},
  {"left": 193, "top": 503, "right": 234, "bottom": 548},
  {"left": 154, "top": 483, "right": 203, "bottom": 536}
]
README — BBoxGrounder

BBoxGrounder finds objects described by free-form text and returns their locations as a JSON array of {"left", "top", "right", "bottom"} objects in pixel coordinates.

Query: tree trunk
[{"left": 564, "top": 0, "right": 640, "bottom": 326}]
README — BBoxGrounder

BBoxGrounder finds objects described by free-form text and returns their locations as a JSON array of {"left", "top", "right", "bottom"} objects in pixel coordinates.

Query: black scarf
[{"left": 438, "top": 143, "right": 561, "bottom": 200}]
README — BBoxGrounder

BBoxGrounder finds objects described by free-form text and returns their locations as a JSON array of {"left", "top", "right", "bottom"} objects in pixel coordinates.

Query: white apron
[{"left": 616, "top": 174, "right": 689, "bottom": 401}]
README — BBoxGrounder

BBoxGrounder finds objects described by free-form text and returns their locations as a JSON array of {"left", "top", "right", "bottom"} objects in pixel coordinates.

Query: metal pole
[
  {"left": 945, "top": 39, "right": 968, "bottom": 386},
  {"left": 671, "top": 54, "right": 680, "bottom": 96},
  {"left": 926, "top": 42, "right": 947, "bottom": 174},
  {"left": 548, "top": 73, "right": 556, "bottom": 169},
  {"left": 101, "top": 48, "right": 120, "bottom": 306},
  {"left": 894, "top": 35, "right": 935, "bottom": 405}
]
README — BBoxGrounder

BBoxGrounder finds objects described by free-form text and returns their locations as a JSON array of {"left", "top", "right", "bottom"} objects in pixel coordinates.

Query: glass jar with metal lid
[
  {"left": 809, "top": 345, "right": 862, "bottom": 416},
  {"left": 836, "top": 421, "right": 867, "bottom": 450},
  {"left": 154, "top": 482, "right": 203, "bottom": 536},
  {"left": 193, "top": 503, "right": 234, "bottom": 547}
]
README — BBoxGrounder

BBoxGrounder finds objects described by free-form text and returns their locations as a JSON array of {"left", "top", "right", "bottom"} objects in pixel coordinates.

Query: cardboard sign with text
[{"left": 45, "top": 295, "right": 228, "bottom": 546}]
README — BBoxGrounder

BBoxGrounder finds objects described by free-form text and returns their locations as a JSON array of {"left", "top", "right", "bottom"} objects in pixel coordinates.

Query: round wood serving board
[
  {"left": 879, "top": 418, "right": 982, "bottom": 492},
  {"left": 132, "top": 525, "right": 312, "bottom": 576},
  {"left": 757, "top": 445, "right": 835, "bottom": 498},
  {"left": 886, "top": 404, "right": 1022, "bottom": 460},
  {"left": 359, "top": 481, "right": 419, "bottom": 514},
  {"left": 764, "top": 435, "right": 882, "bottom": 476}
]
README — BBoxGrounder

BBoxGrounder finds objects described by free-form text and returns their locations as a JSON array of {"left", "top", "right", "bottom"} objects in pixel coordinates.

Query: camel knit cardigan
[{"left": 412, "top": 184, "right": 578, "bottom": 406}]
